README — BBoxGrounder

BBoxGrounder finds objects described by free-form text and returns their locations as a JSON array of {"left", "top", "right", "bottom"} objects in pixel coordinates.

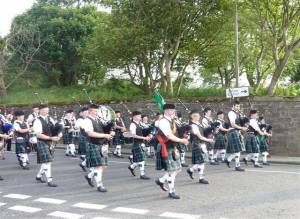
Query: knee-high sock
[
  {"left": 198, "top": 163, "right": 205, "bottom": 180},
  {"left": 24, "top": 154, "right": 29, "bottom": 163},
  {"left": 19, "top": 153, "right": 26, "bottom": 166},
  {"left": 43, "top": 163, "right": 52, "bottom": 182},
  {"left": 220, "top": 149, "right": 226, "bottom": 161},
  {"left": 253, "top": 153, "right": 259, "bottom": 164},
  {"left": 130, "top": 162, "right": 138, "bottom": 169},
  {"left": 234, "top": 152, "right": 241, "bottom": 167},
  {"left": 191, "top": 164, "right": 200, "bottom": 172},
  {"left": 167, "top": 173, "right": 176, "bottom": 193},
  {"left": 69, "top": 144, "right": 76, "bottom": 155},
  {"left": 138, "top": 161, "right": 145, "bottom": 176},
  {"left": 159, "top": 173, "right": 169, "bottom": 183},
  {"left": 262, "top": 152, "right": 269, "bottom": 163},
  {"left": 37, "top": 163, "right": 46, "bottom": 178},
  {"left": 245, "top": 153, "right": 253, "bottom": 161},
  {"left": 227, "top": 153, "right": 235, "bottom": 162},
  {"left": 94, "top": 168, "right": 103, "bottom": 187},
  {"left": 180, "top": 152, "right": 186, "bottom": 164},
  {"left": 146, "top": 147, "right": 151, "bottom": 156},
  {"left": 209, "top": 150, "right": 214, "bottom": 161},
  {"left": 88, "top": 167, "right": 96, "bottom": 178},
  {"left": 114, "top": 145, "right": 121, "bottom": 155},
  {"left": 81, "top": 158, "right": 86, "bottom": 166}
]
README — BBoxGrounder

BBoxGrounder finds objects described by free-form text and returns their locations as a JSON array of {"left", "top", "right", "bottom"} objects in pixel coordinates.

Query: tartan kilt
[
  {"left": 245, "top": 133, "right": 259, "bottom": 153},
  {"left": 63, "top": 130, "right": 73, "bottom": 145},
  {"left": 155, "top": 143, "right": 165, "bottom": 170},
  {"left": 113, "top": 130, "right": 124, "bottom": 145},
  {"left": 226, "top": 130, "right": 243, "bottom": 153},
  {"left": 192, "top": 142, "right": 208, "bottom": 164},
  {"left": 176, "top": 143, "right": 186, "bottom": 153},
  {"left": 85, "top": 142, "right": 108, "bottom": 168},
  {"left": 36, "top": 141, "right": 53, "bottom": 164},
  {"left": 16, "top": 142, "right": 31, "bottom": 154},
  {"left": 78, "top": 135, "right": 87, "bottom": 155},
  {"left": 257, "top": 136, "right": 269, "bottom": 152},
  {"left": 155, "top": 143, "right": 181, "bottom": 172},
  {"left": 214, "top": 133, "right": 227, "bottom": 150},
  {"left": 132, "top": 142, "right": 146, "bottom": 163}
]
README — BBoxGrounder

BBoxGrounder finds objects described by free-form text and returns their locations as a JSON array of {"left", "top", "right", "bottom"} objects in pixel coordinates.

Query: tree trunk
[
  {"left": 165, "top": 54, "right": 173, "bottom": 96},
  {"left": 0, "top": 53, "right": 7, "bottom": 98}
]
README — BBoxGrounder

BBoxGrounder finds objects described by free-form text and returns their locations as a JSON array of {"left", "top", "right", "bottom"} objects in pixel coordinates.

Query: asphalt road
[{"left": 0, "top": 149, "right": 299, "bottom": 219}]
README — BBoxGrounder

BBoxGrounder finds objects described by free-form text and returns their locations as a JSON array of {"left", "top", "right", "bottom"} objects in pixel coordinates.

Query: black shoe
[
  {"left": 168, "top": 192, "right": 180, "bottom": 199},
  {"left": 128, "top": 166, "right": 136, "bottom": 176},
  {"left": 210, "top": 161, "right": 219, "bottom": 165},
  {"left": 235, "top": 166, "right": 245, "bottom": 172},
  {"left": 225, "top": 159, "right": 231, "bottom": 168},
  {"left": 128, "top": 156, "right": 133, "bottom": 164},
  {"left": 155, "top": 179, "right": 168, "bottom": 192},
  {"left": 48, "top": 182, "right": 58, "bottom": 187},
  {"left": 65, "top": 153, "right": 69, "bottom": 157},
  {"left": 0, "top": 176, "right": 3, "bottom": 180},
  {"left": 80, "top": 156, "right": 85, "bottom": 161},
  {"left": 243, "top": 158, "right": 248, "bottom": 165},
  {"left": 186, "top": 168, "right": 194, "bottom": 180},
  {"left": 263, "top": 162, "right": 270, "bottom": 166},
  {"left": 84, "top": 175, "right": 95, "bottom": 187},
  {"left": 199, "top": 178, "right": 209, "bottom": 184},
  {"left": 181, "top": 163, "right": 189, "bottom": 167},
  {"left": 140, "top": 175, "right": 150, "bottom": 180},
  {"left": 36, "top": 176, "right": 46, "bottom": 183},
  {"left": 71, "top": 154, "right": 76, "bottom": 158},
  {"left": 22, "top": 166, "right": 30, "bottom": 170},
  {"left": 250, "top": 159, "right": 255, "bottom": 166},
  {"left": 254, "top": 164, "right": 263, "bottom": 168},
  {"left": 79, "top": 163, "right": 87, "bottom": 172},
  {"left": 113, "top": 153, "right": 123, "bottom": 158},
  {"left": 97, "top": 186, "right": 107, "bottom": 192}
]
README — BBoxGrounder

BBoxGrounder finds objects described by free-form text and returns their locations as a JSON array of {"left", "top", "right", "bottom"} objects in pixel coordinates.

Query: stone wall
[{"left": 2, "top": 97, "right": 300, "bottom": 157}]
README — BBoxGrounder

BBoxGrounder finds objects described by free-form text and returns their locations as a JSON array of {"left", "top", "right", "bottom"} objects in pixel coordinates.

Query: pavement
[{"left": 0, "top": 149, "right": 300, "bottom": 219}]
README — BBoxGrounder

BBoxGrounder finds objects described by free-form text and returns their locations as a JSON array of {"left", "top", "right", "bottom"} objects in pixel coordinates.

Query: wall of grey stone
[{"left": 2, "top": 97, "right": 299, "bottom": 157}]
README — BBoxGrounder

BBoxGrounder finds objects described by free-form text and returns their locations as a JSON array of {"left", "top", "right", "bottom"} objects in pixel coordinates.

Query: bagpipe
[{"left": 203, "top": 121, "right": 221, "bottom": 138}]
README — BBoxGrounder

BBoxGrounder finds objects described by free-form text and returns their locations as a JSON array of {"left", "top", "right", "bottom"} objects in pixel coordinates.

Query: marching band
[{"left": 0, "top": 100, "right": 273, "bottom": 199}]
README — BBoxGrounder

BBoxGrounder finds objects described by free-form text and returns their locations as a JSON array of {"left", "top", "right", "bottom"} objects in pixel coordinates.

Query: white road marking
[
  {"left": 92, "top": 217, "right": 120, "bottom": 219},
  {"left": 48, "top": 211, "right": 84, "bottom": 219},
  {"left": 109, "top": 160, "right": 155, "bottom": 166},
  {"left": 0, "top": 202, "right": 6, "bottom": 207},
  {"left": 73, "top": 202, "right": 107, "bottom": 210},
  {"left": 247, "top": 169, "right": 300, "bottom": 175},
  {"left": 34, "top": 197, "right": 66, "bottom": 204},
  {"left": 112, "top": 207, "right": 149, "bottom": 215},
  {"left": 160, "top": 212, "right": 201, "bottom": 219},
  {"left": 3, "top": 193, "right": 31, "bottom": 199},
  {"left": 8, "top": 205, "right": 42, "bottom": 213}
]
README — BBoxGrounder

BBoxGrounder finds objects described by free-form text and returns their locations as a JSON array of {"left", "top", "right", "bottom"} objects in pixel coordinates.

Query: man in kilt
[
  {"left": 187, "top": 110, "right": 214, "bottom": 184},
  {"left": 202, "top": 107, "right": 218, "bottom": 165},
  {"left": 75, "top": 107, "right": 89, "bottom": 172},
  {"left": 214, "top": 111, "right": 229, "bottom": 162},
  {"left": 83, "top": 104, "right": 113, "bottom": 192},
  {"left": 0, "top": 116, "right": 11, "bottom": 180},
  {"left": 225, "top": 101, "right": 246, "bottom": 171},
  {"left": 243, "top": 110, "right": 268, "bottom": 168},
  {"left": 13, "top": 110, "right": 32, "bottom": 170},
  {"left": 175, "top": 112, "right": 188, "bottom": 167},
  {"left": 258, "top": 116, "right": 272, "bottom": 165},
  {"left": 33, "top": 104, "right": 61, "bottom": 187},
  {"left": 155, "top": 104, "right": 189, "bottom": 199},
  {"left": 128, "top": 111, "right": 151, "bottom": 180},
  {"left": 26, "top": 105, "right": 39, "bottom": 152},
  {"left": 63, "top": 109, "right": 76, "bottom": 157},
  {"left": 113, "top": 111, "right": 126, "bottom": 158}
]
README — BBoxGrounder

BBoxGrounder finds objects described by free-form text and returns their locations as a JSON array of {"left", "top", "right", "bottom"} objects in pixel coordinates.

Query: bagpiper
[
  {"left": 214, "top": 111, "right": 230, "bottom": 162},
  {"left": 63, "top": 109, "right": 76, "bottom": 157},
  {"left": 83, "top": 104, "right": 113, "bottom": 192},
  {"left": 258, "top": 116, "right": 272, "bottom": 165},
  {"left": 187, "top": 110, "right": 214, "bottom": 184},
  {"left": 155, "top": 104, "right": 189, "bottom": 199},
  {"left": 113, "top": 111, "right": 126, "bottom": 158}
]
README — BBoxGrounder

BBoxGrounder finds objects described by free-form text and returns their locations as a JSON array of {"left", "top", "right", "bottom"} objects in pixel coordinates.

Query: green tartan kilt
[
  {"left": 192, "top": 142, "right": 208, "bottom": 164},
  {"left": 16, "top": 142, "right": 28, "bottom": 154},
  {"left": 132, "top": 142, "right": 146, "bottom": 163},
  {"left": 227, "top": 130, "right": 243, "bottom": 154},
  {"left": 245, "top": 133, "right": 259, "bottom": 153},
  {"left": 63, "top": 130, "right": 73, "bottom": 145},
  {"left": 155, "top": 143, "right": 181, "bottom": 172},
  {"left": 36, "top": 141, "right": 53, "bottom": 164},
  {"left": 214, "top": 133, "right": 227, "bottom": 150},
  {"left": 78, "top": 135, "right": 87, "bottom": 155},
  {"left": 257, "top": 136, "right": 269, "bottom": 152},
  {"left": 85, "top": 142, "right": 108, "bottom": 168}
]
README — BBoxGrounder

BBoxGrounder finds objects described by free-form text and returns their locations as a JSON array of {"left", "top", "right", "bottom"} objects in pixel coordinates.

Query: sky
[{"left": 0, "top": 0, "right": 36, "bottom": 37}]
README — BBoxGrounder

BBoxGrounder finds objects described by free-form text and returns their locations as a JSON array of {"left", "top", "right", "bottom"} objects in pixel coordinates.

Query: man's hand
[
  {"left": 105, "top": 134, "right": 113, "bottom": 140},
  {"left": 51, "top": 136, "right": 60, "bottom": 142}
]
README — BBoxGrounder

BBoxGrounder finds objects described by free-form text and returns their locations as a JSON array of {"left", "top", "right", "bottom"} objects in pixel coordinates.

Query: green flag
[{"left": 153, "top": 90, "right": 165, "bottom": 113}]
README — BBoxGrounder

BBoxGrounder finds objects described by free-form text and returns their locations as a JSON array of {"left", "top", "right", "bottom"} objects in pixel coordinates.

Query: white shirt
[
  {"left": 191, "top": 122, "right": 200, "bottom": 135},
  {"left": 27, "top": 112, "right": 38, "bottom": 122},
  {"left": 202, "top": 117, "right": 212, "bottom": 128},
  {"left": 82, "top": 116, "right": 98, "bottom": 133},
  {"left": 75, "top": 117, "right": 85, "bottom": 129},
  {"left": 13, "top": 120, "right": 28, "bottom": 132},
  {"left": 129, "top": 122, "right": 137, "bottom": 135},
  {"left": 158, "top": 116, "right": 173, "bottom": 137},
  {"left": 32, "top": 116, "right": 55, "bottom": 134},
  {"left": 249, "top": 118, "right": 260, "bottom": 131},
  {"left": 228, "top": 111, "right": 238, "bottom": 125}
]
